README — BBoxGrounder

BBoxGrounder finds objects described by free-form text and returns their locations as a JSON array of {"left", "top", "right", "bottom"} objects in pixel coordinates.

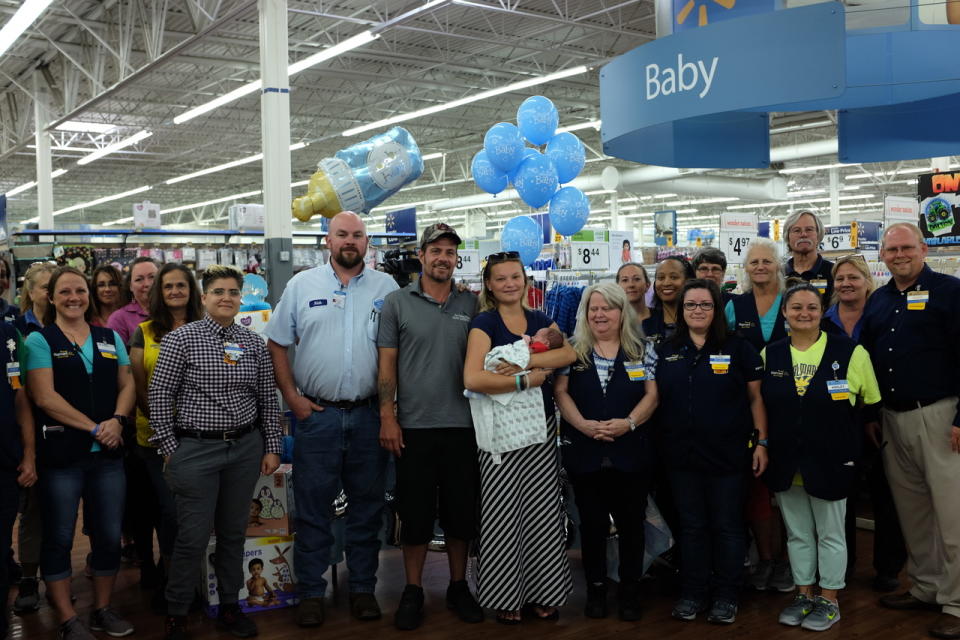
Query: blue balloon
[
  {"left": 545, "top": 132, "right": 585, "bottom": 184},
  {"left": 471, "top": 150, "right": 509, "bottom": 194},
  {"left": 512, "top": 153, "right": 559, "bottom": 209},
  {"left": 507, "top": 148, "right": 540, "bottom": 185},
  {"left": 483, "top": 122, "right": 524, "bottom": 173},
  {"left": 517, "top": 96, "right": 559, "bottom": 146},
  {"left": 549, "top": 186, "right": 590, "bottom": 237},
  {"left": 500, "top": 215, "right": 544, "bottom": 266}
]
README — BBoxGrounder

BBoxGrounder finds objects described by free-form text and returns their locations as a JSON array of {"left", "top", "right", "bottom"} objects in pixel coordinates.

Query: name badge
[
  {"left": 332, "top": 291, "right": 346, "bottom": 309},
  {"left": 308, "top": 299, "right": 328, "bottom": 308},
  {"left": 624, "top": 361, "right": 646, "bottom": 381},
  {"left": 710, "top": 354, "right": 731, "bottom": 374},
  {"left": 96, "top": 341, "right": 118, "bottom": 360},
  {"left": 811, "top": 279, "right": 828, "bottom": 294},
  {"left": 907, "top": 290, "right": 928, "bottom": 311},
  {"left": 827, "top": 379, "right": 850, "bottom": 401},
  {"left": 6, "top": 361, "right": 21, "bottom": 390},
  {"left": 224, "top": 342, "right": 244, "bottom": 364}
]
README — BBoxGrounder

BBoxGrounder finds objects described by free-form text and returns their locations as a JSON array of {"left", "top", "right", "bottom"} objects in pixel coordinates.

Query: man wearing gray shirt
[{"left": 378, "top": 223, "right": 483, "bottom": 631}]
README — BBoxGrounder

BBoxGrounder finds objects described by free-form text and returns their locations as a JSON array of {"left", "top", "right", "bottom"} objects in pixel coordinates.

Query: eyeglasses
[
  {"left": 682, "top": 301, "right": 715, "bottom": 311},
  {"left": 486, "top": 251, "right": 520, "bottom": 262},
  {"left": 835, "top": 253, "right": 866, "bottom": 263},
  {"left": 696, "top": 265, "right": 724, "bottom": 274},
  {"left": 208, "top": 288, "right": 241, "bottom": 297}
]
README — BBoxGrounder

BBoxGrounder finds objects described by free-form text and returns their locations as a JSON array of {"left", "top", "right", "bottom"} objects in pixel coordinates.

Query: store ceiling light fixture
[
  {"left": 0, "top": 0, "right": 53, "bottom": 58},
  {"left": 779, "top": 162, "right": 858, "bottom": 175},
  {"left": 76, "top": 130, "right": 152, "bottom": 166},
  {"left": 557, "top": 120, "right": 601, "bottom": 134},
  {"left": 342, "top": 65, "right": 589, "bottom": 137},
  {"left": 55, "top": 121, "right": 116, "bottom": 135},
  {"left": 4, "top": 168, "right": 68, "bottom": 197},
  {"left": 21, "top": 184, "right": 152, "bottom": 222},
  {"left": 173, "top": 30, "right": 379, "bottom": 125},
  {"left": 164, "top": 142, "right": 307, "bottom": 185}
]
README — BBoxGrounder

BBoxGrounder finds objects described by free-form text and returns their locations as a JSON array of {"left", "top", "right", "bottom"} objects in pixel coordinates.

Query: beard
[{"left": 333, "top": 247, "right": 364, "bottom": 269}]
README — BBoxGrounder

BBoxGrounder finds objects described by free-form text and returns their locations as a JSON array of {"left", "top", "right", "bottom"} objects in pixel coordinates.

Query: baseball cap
[{"left": 419, "top": 222, "right": 462, "bottom": 250}]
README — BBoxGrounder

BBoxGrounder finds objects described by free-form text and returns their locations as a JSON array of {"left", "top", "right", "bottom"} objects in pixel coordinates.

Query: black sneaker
[
  {"left": 164, "top": 616, "right": 189, "bottom": 640},
  {"left": 13, "top": 577, "right": 40, "bottom": 613},
  {"left": 706, "top": 599, "right": 738, "bottom": 625},
  {"left": 217, "top": 604, "right": 258, "bottom": 638},
  {"left": 446, "top": 580, "right": 483, "bottom": 623},
  {"left": 395, "top": 584, "right": 425, "bottom": 631},
  {"left": 585, "top": 583, "right": 608, "bottom": 619},
  {"left": 295, "top": 597, "right": 325, "bottom": 627},
  {"left": 618, "top": 580, "right": 642, "bottom": 621}
]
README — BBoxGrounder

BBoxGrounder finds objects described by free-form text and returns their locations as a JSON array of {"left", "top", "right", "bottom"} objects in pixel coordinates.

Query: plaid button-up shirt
[{"left": 148, "top": 314, "right": 282, "bottom": 457}]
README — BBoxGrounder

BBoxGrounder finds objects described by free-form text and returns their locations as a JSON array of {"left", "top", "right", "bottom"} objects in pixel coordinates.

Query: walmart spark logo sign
[{"left": 672, "top": 0, "right": 774, "bottom": 31}]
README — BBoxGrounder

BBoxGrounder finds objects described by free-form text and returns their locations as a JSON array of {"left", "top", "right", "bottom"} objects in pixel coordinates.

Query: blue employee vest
[
  {"left": 731, "top": 291, "right": 787, "bottom": 353},
  {"left": 0, "top": 323, "right": 23, "bottom": 471},
  {"left": 761, "top": 333, "right": 860, "bottom": 500},
  {"left": 35, "top": 324, "right": 121, "bottom": 469},
  {"left": 560, "top": 349, "right": 652, "bottom": 475}
]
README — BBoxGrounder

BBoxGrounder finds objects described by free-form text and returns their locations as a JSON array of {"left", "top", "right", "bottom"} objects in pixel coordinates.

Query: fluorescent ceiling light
[
  {"left": 159, "top": 189, "right": 263, "bottom": 215},
  {"left": 0, "top": 0, "right": 53, "bottom": 59},
  {"left": 4, "top": 168, "right": 68, "bottom": 197},
  {"left": 52, "top": 185, "right": 152, "bottom": 217},
  {"left": 164, "top": 142, "right": 307, "bottom": 185},
  {"left": 844, "top": 165, "right": 946, "bottom": 180},
  {"left": 780, "top": 162, "right": 857, "bottom": 175},
  {"left": 770, "top": 119, "right": 833, "bottom": 134},
  {"left": 557, "top": 120, "right": 601, "bottom": 134},
  {"left": 174, "top": 31, "right": 378, "bottom": 125},
  {"left": 342, "top": 65, "right": 589, "bottom": 137},
  {"left": 422, "top": 152, "right": 444, "bottom": 161},
  {"left": 77, "top": 130, "right": 152, "bottom": 165},
  {"left": 55, "top": 121, "right": 116, "bottom": 134},
  {"left": 726, "top": 194, "right": 875, "bottom": 210}
]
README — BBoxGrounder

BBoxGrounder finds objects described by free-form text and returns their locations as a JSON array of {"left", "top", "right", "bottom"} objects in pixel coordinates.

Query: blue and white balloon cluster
[{"left": 471, "top": 96, "right": 590, "bottom": 264}]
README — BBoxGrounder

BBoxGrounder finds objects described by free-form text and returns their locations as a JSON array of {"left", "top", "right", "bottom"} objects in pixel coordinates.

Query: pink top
[{"left": 107, "top": 300, "right": 149, "bottom": 345}]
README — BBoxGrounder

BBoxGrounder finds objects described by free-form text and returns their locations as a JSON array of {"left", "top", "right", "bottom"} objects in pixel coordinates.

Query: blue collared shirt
[
  {"left": 861, "top": 265, "right": 960, "bottom": 425},
  {"left": 263, "top": 262, "right": 398, "bottom": 401},
  {"left": 823, "top": 304, "right": 864, "bottom": 342}
]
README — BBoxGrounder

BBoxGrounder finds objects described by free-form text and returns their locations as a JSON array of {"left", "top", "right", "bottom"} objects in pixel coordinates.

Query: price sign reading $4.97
[{"left": 724, "top": 235, "right": 753, "bottom": 264}]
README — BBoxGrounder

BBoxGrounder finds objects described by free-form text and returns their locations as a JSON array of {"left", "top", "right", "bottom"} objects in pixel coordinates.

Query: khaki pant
[{"left": 882, "top": 396, "right": 960, "bottom": 617}]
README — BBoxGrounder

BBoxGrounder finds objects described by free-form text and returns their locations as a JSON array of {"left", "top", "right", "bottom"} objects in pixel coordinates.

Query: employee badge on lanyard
[
  {"left": 6, "top": 338, "right": 20, "bottom": 389},
  {"left": 709, "top": 354, "right": 730, "bottom": 375},
  {"left": 826, "top": 361, "right": 849, "bottom": 401},
  {"left": 224, "top": 342, "right": 244, "bottom": 365}
]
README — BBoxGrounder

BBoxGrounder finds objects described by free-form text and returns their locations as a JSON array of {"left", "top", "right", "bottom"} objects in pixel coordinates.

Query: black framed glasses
[{"left": 682, "top": 301, "right": 715, "bottom": 311}]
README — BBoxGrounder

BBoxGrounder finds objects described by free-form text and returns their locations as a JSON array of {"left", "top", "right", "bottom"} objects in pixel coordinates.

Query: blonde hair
[
  {"left": 829, "top": 255, "right": 875, "bottom": 306},
  {"left": 20, "top": 261, "right": 57, "bottom": 312},
  {"left": 478, "top": 256, "right": 530, "bottom": 313},
  {"left": 743, "top": 237, "right": 784, "bottom": 293},
  {"left": 572, "top": 282, "right": 647, "bottom": 366}
]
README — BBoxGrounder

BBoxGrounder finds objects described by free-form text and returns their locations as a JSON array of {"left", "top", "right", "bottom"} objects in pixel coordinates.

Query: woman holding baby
[
  {"left": 463, "top": 251, "right": 576, "bottom": 624},
  {"left": 553, "top": 282, "right": 659, "bottom": 622}
]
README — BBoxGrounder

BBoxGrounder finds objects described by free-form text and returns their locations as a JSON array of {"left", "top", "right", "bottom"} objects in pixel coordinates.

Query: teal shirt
[
  {"left": 26, "top": 330, "right": 131, "bottom": 374},
  {"left": 725, "top": 292, "right": 783, "bottom": 343}
]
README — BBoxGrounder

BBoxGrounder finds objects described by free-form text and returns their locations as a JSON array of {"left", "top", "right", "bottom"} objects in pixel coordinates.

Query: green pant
[{"left": 776, "top": 485, "right": 847, "bottom": 591}]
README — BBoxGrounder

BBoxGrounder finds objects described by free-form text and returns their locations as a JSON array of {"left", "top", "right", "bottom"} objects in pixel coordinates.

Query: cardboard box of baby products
[
  {"left": 203, "top": 535, "right": 298, "bottom": 617},
  {"left": 246, "top": 464, "right": 294, "bottom": 537}
]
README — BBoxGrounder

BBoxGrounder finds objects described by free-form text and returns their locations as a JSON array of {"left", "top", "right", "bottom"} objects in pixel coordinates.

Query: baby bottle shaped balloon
[{"left": 292, "top": 126, "right": 425, "bottom": 222}]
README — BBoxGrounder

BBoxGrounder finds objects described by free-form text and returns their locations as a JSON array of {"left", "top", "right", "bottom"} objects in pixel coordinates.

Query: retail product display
[
  {"left": 291, "top": 126, "right": 424, "bottom": 221},
  {"left": 202, "top": 536, "right": 298, "bottom": 617},
  {"left": 246, "top": 464, "right": 294, "bottom": 538}
]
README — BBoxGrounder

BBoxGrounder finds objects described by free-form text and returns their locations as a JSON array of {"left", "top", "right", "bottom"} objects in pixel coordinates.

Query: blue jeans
[
  {"left": 293, "top": 406, "right": 387, "bottom": 598},
  {"left": 670, "top": 470, "right": 746, "bottom": 604},
  {"left": 40, "top": 455, "right": 126, "bottom": 581}
]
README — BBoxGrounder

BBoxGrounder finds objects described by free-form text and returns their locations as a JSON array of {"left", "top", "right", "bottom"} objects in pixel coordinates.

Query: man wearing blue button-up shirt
[
  {"left": 264, "top": 212, "right": 398, "bottom": 628},
  {"left": 861, "top": 223, "right": 960, "bottom": 640}
]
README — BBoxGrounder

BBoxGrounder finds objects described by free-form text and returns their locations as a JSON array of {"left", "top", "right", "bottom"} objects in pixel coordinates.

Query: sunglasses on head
[
  {"left": 836, "top": 253, "right": 866, "bottom": 263},
  {"left": 486, "top": 251, "right": 520, "bottom": 262}
]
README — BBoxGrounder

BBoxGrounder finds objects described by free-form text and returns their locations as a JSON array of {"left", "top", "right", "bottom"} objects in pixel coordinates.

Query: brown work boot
[
  {"left": 296, "top": 597, "right": 325, "bottom": 627},
  {"left": 879, "top": 592, "right": 940, "bottom": 611},
  {"left": 930, "top": 614, "right": 960, "bottom": 639}
]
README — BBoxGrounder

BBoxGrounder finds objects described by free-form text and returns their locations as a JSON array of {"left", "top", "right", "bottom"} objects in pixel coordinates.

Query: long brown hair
[
  {"left": 90, "top": 263, "right": 123, "bottom": 320},
  {"left": 122, "top": 256, "right": 161, "bottom": 305},
  {"left": 43, "top": 266, "right": 93, "bottom": 326},
  {"left": 149, "top": 263, "right": 203, "bottom": 341},
  {"left": 478, "top": 252, "right": 529, "bottom": 313},
  {"left": 672, "top": 279, "right": 729, "bottom": 349}
]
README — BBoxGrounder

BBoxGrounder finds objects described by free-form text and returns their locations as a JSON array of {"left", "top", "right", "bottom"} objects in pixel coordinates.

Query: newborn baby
[{"left": 525, "top": 326, "right": 564, "bottom": 353}]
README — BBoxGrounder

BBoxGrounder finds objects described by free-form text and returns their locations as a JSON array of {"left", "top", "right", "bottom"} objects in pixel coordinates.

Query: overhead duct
[{"left": 429, "top": 137, "right": 835, "bottom": 211}]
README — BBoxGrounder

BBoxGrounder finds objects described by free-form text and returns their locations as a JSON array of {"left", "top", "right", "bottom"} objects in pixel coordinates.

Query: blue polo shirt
[
  {"left": 822, "top": 304, "right": 864, "bottom": 342},
  {"left": 263, "top": 262, "right": 398, "bottom": 402},
  {"left": 860, "top": 264, "right": 960, "bottom": 425}
]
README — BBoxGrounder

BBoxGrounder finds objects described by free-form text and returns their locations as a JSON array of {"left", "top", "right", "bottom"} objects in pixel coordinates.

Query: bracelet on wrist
[
  {"left": 515, "top": 374, "right": 522, "bottom": 392},
  {"left": 626, "top": 416, "right": 638, "bottom": 432},
  {"left": 91, "top": 423, "right": 100, "bottom": 437}
]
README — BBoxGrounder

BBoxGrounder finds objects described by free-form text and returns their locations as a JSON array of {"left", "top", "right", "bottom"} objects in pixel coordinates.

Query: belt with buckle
[
  {"left": 175, "top": 424, "right": 255, "bottom": 441},
  {"left": 884, "top": 397, "right": 942, "bottom": 413},
  {"left": 303, "top": 395, "right": 377, "bottom": 410}
]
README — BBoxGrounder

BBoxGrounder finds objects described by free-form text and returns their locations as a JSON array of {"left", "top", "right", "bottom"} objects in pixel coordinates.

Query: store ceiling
[{"left": 0, "top": 0, "right": 950, "bottom": 238}]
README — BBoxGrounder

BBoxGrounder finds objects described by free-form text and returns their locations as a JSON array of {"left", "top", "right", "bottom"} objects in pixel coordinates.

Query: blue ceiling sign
[{"left": 601, "top": 1, "right": 960, "bottom": 167}]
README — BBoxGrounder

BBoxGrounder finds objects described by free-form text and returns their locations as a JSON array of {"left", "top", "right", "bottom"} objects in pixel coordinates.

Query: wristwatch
[
  {"left": 627, "top": 416, "right": 638, "bottom": 432},
  {"left": 757, "top": 438, "right": 769, "bottom": 448},
  {"left": 113, "top": 414, "right": 130, "bottom": 428}
]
